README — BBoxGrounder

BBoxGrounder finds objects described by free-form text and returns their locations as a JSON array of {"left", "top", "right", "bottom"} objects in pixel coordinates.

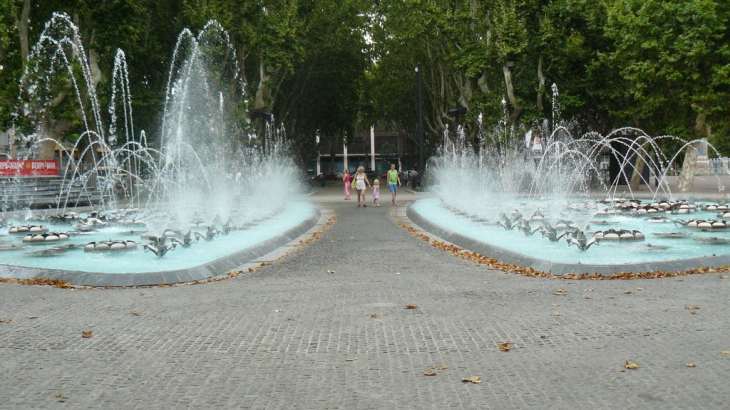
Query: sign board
[{"left": 0, "top": 159, "right": 59, "bottom": 177}]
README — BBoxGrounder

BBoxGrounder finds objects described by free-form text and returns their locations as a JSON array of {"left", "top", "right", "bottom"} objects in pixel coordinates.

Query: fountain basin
[
  {"left": 409, "top": 198, "right": 730, "bottom": 275},
  {"left": 0, "top": 200, "right": 319, "bottom": 286}
]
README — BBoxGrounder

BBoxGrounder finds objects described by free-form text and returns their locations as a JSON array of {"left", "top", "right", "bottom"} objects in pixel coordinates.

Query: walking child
[
  {"left": 372, "top": 179, "right": 380, "bottom": 207},
  {"left": 386, "top": 163, "right": 401, "bottom": 206},
  {"left": 343, "top": 169, "right": 351, "bottom": 200}
]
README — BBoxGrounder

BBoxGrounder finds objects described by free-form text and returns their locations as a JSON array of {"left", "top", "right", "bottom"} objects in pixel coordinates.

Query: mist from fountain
[
  {"left": 425, "top": 84, "right": 729, "bottom": 256},
  {"left": 1, "top": 13, "right": 307, "bottom": 272},
  {"left": 9, "top": 13, "right": 301, "bottom": 221}
]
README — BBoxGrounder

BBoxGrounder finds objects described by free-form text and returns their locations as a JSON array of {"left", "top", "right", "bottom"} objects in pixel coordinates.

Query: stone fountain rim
[
  {"left": 0, "top": 204, "right": 322, "bottom": 287},
  {"left": 406, "top": 200, "right": 730, "bottom": 276}
]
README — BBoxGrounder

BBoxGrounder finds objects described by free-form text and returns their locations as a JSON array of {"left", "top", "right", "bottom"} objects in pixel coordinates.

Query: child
[{"left": 372, "top": 179, "right": 380, "bottom": 207}]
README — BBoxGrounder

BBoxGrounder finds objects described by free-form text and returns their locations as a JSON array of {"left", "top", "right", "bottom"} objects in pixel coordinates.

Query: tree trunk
[
  {"left": 678, "top": 142, "right": 699, "bottom": 192},
  {"left": 629, "top": 141, "right": 650, "bottom": 191},
  {"left": 236, "top": 46, "right": 247, "bottom": 86},
  {"left": 503, "top": 64, "right": 522, "bottom": 123},
  {"left": 477, "top": 70, "right": 489, "bottom": 93},
  {"left": 678, "top": 113, "right": 707, "bottom": 192},
  {"left": 18, "top": 0, "right": 31, "bottom": 61},
  {"left": 254, "top": 59, "right": 271, "bottom": 110}
]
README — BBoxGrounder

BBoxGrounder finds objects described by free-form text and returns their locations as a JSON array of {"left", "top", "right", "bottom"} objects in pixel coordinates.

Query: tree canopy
[{"left": 1, "top": 0, "right": 729, "bottom": 163}]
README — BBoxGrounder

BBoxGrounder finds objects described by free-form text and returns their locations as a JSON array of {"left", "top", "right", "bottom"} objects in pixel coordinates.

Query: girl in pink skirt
[{"left": 343, "top": 169, "right": 351, "bottom": 200}]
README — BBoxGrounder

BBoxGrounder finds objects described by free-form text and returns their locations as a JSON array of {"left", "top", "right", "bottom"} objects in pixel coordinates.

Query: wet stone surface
[{"left": 1, "top": 196, "right": 729, "bottom": 409}]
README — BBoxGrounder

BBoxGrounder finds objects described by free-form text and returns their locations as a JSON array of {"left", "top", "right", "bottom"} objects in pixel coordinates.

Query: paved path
[{"left": 1, "top": 185, "right": 729, "bottom": 409}]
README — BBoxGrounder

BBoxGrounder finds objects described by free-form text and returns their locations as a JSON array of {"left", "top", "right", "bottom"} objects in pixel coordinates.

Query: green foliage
[
  {"left": 604, "top": 0, "right": 730, "bottom": 136},
  {"left": 2, "top": 0, "right": 730, "bottom": 163}
]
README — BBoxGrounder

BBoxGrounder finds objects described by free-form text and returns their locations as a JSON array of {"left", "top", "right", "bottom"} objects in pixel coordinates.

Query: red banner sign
[{"left": 0, "top": 160, "right": 59, "bottom": 177}]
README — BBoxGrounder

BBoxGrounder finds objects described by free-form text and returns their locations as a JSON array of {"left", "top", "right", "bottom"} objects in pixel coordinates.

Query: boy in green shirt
[{"left": 386, "top": 163, "right": 401, "bottom": 206}]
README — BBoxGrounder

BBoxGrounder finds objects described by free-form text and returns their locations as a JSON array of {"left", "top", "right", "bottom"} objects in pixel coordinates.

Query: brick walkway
[{"left": 1, "top": 185, "right": 729, "bottom": 409}]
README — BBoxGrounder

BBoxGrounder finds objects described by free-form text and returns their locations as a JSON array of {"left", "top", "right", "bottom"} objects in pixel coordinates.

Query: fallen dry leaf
[
  {"left": 690, "top": 311, "right": 696, "bottom": 314},
  {"left": 585, "top": 289, "right": 593, "bottom": 292},
  {"left": 636, "top": 287, "right": 644, "bottom": 291},
  {"left": 619, "top": 369, "right": 625, "bottom": 372},
  {"left": 274, "top": 310, "right": 283, "bottom": 313},
  {"left": 371, "top": 313, "right": 377, "bottom": 318},
  {"left": 483, "top": 282, "right": 489, "bottom": 284},
  {"left": 626, "top": 305, "right": 633, "bottom": 308},
  {"left": 130, "top": 312, "right": 140, "bottom": 316},
  {"left": 397, "top": 219, "right": 728, "bottom": 281},
  {"left": 287, "top": 317, "right": 293, "bottom": 321},
  {"left": 499, "top": 342, "right": 513, "bottom": 352},
  {"left": 685, "top": 305, "right": 700, "bottom": 310},
  {"left": 0, "top": 278, "right": 72, "bottom": 288},
  {"left": 0, "top": 318, "right": 11, "bottom": 323},
  {"left": 438, "top": 365, "right": 448, "bottom": 370},
  {"left": 539, "top": 335, "right": 546, "bottom": 339},
  {"left": 585, "top": 296, "right": 592, "bottom": 299},
  {"left": 345, "top": 357, "right": 356, "bottom": 362},
  {"left": 461, "top": 376, "right": 483, "bottom": 384},
  {"left": 327, "top": 270, "right": 336, "bottom": 274},
  {"left": 719, "top": 275, "right": 728, "bottom": 279},
  {"left": 624, "top": 360, "right": 639, "bottom": 370},
  {"left": 721, "top": 351, "right": 730, "bottom": 355},
  {"left": 55, "top": 393, "right": 62, "bottom": 398},
  {"left": 405, "top": 304, "right": 418, "bottom": 309},
  {"left": 81, "top": 331, "right": 93, "bottom": 338},
  {"left": 554, "top": 312, "right": 560, "bottom": 316},
  {"left": 685, "top": 363, "right": 696, "bottom": 368},
  {"left": 551, "top": 303, "right": 560, "bottom": 307},
  {"left": 608, "top": 296, "right": 615, "bottom": 299},
  {"left": 27, "top": 316, "right": 38, "bottom": 319},
  {"left": 623, "top": 291, "right": 631, "bottom": 294},
  {"left": 424, "top": 370, "right": 436, "bottom": 376}
]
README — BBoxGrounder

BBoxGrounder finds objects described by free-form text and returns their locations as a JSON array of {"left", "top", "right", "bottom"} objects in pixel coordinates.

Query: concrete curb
[
  {"left": 405, "top": 201, "right": 730, "bottom": 275},
  {"left": 0, "top": 205, "right": 324, "bottom": 287}
]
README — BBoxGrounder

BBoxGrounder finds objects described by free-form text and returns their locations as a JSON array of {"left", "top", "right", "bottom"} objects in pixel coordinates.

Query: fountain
[
  {"left": 0, "top": 14, "right": 317, "bottom": 286},
  {"left": 409, "top": 85, "right": 730, "bottom": 275}
]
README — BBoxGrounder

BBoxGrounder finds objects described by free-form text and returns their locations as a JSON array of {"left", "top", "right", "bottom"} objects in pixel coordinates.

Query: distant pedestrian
[
  {"left": 387, "top": 163, "right": 401, "bottom": 206},
  {"left": 355, "top": 166, "right": 371, "bottom": 208},
  {"left": 372, "top": 179, "right": 380, "bottom": 207},
  {"left": 343, "top": 169, "right": 351, "bottom": 200},
  {"left": 532, "top": 133, "right": 543, "bottom": 152}
]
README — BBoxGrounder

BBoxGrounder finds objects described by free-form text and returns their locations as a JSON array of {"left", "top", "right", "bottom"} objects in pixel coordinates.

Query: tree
[{"left": 604, "top": 0, "right": 730, "bottom": 190}]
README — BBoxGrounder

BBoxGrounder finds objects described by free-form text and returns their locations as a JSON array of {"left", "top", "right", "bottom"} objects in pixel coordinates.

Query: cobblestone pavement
[{"left": 1, "top": 186, "right": 729, "bottom": 409}]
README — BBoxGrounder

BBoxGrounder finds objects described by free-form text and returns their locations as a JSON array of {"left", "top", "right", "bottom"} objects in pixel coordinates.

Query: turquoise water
[
  {"left": 0, "top": 200, "right": 314, "bottom": 273},
  {"left": 413, "top": 197, "right": 730, "bottom": 265}
]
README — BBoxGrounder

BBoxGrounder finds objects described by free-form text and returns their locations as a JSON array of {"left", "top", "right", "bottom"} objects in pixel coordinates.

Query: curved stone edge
[
  {"left": 0, "top": 205, "right": 322, "bottom": 287},
  {"left": 405, "top": 202, "right": 730, "bottom": 276}
]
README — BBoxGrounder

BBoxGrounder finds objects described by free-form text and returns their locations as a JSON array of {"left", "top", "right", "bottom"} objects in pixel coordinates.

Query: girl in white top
[{"left": 355, "top": 166, "right": 371, "bottom": 207}]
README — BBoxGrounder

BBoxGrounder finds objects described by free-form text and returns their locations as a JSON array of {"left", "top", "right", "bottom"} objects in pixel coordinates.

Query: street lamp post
[{"left": 416, "top": 63, "right": 424, "bottom": 189}]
